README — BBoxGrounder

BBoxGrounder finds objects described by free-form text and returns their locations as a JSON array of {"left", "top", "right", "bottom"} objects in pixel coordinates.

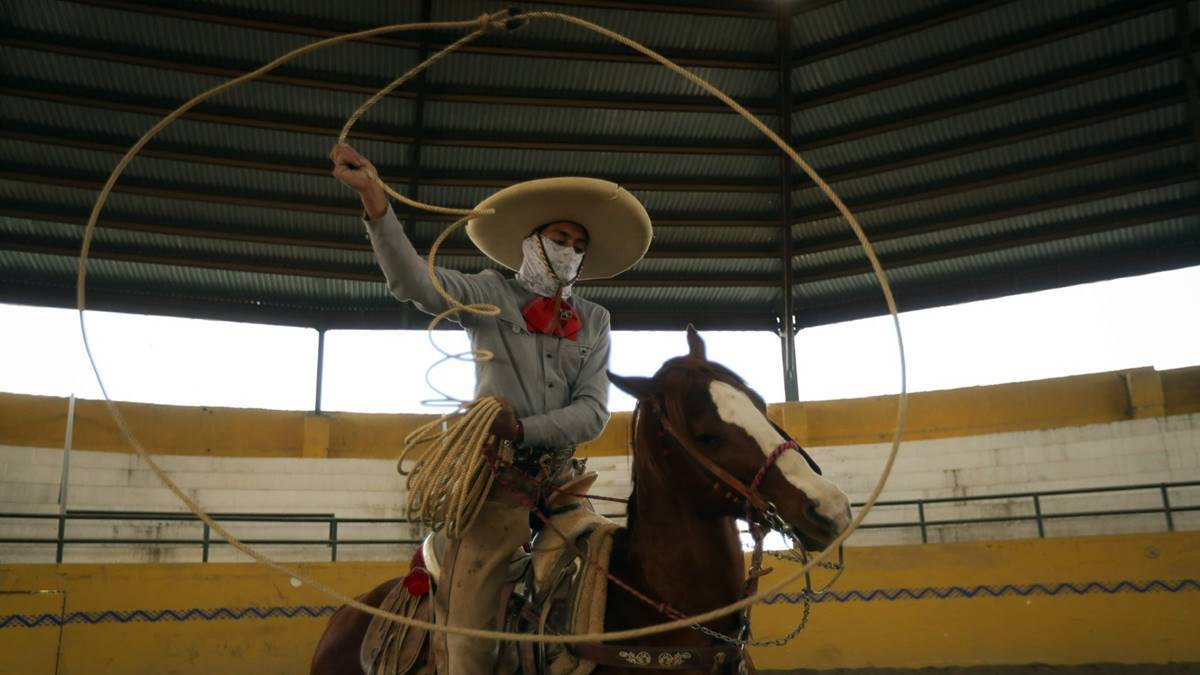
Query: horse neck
[{"left": 620, "top": 405, "right": 745, "bottom": 627}]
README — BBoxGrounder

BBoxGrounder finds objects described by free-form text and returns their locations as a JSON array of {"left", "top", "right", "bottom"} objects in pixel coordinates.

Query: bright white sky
[{"left": 1, "top": 265, "right": 1197, "bottom": 413}]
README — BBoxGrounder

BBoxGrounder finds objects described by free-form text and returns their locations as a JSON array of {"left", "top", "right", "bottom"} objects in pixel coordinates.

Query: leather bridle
[
  {"left": 651, "top": 367, "right": 821, "bottom": 532},
  {"left": 658, "top": 413, "right": 797, "bottom": 524}
]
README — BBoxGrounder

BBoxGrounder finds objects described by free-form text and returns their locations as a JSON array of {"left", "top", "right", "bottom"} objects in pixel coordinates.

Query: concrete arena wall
[
  {"left": 1, "top": 412, "right": 1198, "bottom": 564},
  {"left": 1, "top": 366, "right": 1199, "bottom": 563},
  {"left": 1, "top": 532, "right": 1196, "bottom": 674}
]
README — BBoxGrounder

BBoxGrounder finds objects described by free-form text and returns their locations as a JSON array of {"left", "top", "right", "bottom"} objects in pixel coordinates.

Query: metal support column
[
  {"left": 1160, "top": 484, "right": 1176, "bottom": 531},
  {"left": 777, "top": 7, "right": 799, "bottom": 401},
  {"left": 314, "top": 328, "right": 326, "bottom": 413},
  {"left": 1033, "top": 494, "right": 1045, "bottom": 538},
  {"left": 1177, "top": 0, "right": 1200, "bottom": 167},
  {"left": 56, "top": 394, "right": 76, "bottom": 563},
  {"left": 406, "top": 0, "right": 433, "bottom": 230}
]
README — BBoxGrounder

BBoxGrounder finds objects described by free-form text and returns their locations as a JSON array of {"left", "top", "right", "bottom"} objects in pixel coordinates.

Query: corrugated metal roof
[
  {"left": 1, "top": 46, "right": 418, "bottom": 129},
  {"left": 0, "top": 178, "right": 364, "bottom": 243},
  {"left": 422, "top": 100, "right": 774, "bottom": 141},
  {"left": 792, "top": 10, "right": 1175, "bottom": 135},
  {"left": 191, "top": 0, "right": 424, "bottom": 28},
  {"left": 794, "top": 217, "right": 1199, "bottom": 306},
  {"left": 797, "top": 61, "right": 1182, "bottom": 170},
  {"left": 427, "top": 52, "right": 776, "bottom": 99},
  {"left": 791, "top": 103, "right": 1190, "bottom": 212},
  {"left": 646, "top": 225, "right": 781, "bottom": 248},
  {"left": 1, "top": 138, "right": 364, "bottom": 207},
  {"left": 793, "top": 182, "right": 1200, "bottom": 272},
  {"left": 793, "top": 145, "right": 1192, "bottom": 240},
  {"left": 793, "top": 0, "right": 954, "bottom": 47},
  {"left": 2, "top": 96, "right": 413, "bottom": 169},
  {"left": 419, "top": 145, "right": 777, "bottom": 180},
  {"left": 794, "top": 0, "right": 1122, "bottom": 92},
  {"left": 627, "top": 257, "right": 779, "bottom": 276},
  {"left": 437, "top": 0, "right": 776, "bottom": 54},
  {"left": 2, "top": 0, "right": 1196, "bottom": 332},
  {"left": 8, "top": 0, "right": 422, "bottom": 82},
  {"left": 576, "top": 285, "right": 779, "bottom": 306},
  {"left": 416, "top": 184, "right": 779, "bottom": 214}
]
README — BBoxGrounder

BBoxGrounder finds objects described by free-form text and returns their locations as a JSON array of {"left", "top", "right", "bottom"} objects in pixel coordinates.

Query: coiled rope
[
  {"left": 76, "top": 7, "right": 908, "bottom": 644},
  {"left": 398, "top": 397, "right": 503, "bottom": 539}
]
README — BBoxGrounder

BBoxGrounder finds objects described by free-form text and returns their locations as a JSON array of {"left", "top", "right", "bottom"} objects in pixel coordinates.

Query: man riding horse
[{"left": 332, "top": 143, "right": 652, "bottom": 674}]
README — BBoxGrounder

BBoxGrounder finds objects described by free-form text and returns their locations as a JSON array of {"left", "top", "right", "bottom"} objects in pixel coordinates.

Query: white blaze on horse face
[{"left": 708, "top": 381, "right": 851, "bottom": 533}]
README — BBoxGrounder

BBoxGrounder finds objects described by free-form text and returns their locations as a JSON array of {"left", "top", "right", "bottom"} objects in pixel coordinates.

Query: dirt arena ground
[{"left": 770, "top": 665, "right": 1200, "bottom": 674}]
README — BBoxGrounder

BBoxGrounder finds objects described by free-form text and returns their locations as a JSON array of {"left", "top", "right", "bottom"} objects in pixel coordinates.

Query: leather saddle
[
  {"left": 359, "top": 473, "right": 614, "bottom": 675},
  {"left": 360, "top": 473, "right": 742, "bottom": 674}
]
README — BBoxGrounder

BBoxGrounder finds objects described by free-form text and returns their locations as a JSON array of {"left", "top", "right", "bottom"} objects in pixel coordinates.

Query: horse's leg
[{"left": 310, "top": 579, "right": 400, "bottom": 675}]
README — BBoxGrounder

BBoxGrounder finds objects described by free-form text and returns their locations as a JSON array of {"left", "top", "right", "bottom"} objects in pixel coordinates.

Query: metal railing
[
  {"left": 0, "top": 510, "right": 424, "bottom": 563},
  {"left": 851, "top": 480, "right": 1199, "bottom": 543},
  {"left": 1, "top": 481, "right": 1196, "bottom": 563}
]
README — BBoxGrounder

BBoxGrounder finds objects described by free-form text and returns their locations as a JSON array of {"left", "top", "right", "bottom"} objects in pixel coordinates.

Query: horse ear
[
  {"left": 608, "top": 372, "right": 655, "bottom": 400},
  {"left": 686, "top": 324, "right": 706, "bottom": 360}
]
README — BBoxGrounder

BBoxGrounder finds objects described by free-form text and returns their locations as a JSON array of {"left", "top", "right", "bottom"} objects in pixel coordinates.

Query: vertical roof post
[{"left": 778, "top": 5, "right": 800, "bottom": 401}]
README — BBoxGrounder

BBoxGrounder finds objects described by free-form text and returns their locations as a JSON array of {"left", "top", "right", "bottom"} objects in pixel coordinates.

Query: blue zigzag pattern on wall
[
  {"left": 0, "top": 604, "right": 338, "bottom": 630},
  {"left": 762, "top": 578, "right": 1200, "bottom": 605},
  {"left": 3, "top": 579, "right": 1197, "bottom": 629}
]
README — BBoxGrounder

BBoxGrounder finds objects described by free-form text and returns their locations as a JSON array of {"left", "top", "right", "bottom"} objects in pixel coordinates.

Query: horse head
[{"left": 610, "top": 326, "right": 851, "bottom": 551}]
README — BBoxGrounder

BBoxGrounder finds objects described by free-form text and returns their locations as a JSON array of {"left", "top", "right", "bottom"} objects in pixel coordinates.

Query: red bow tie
[{"left": 522, "top": 296, "right": 581, "bottom": 341}]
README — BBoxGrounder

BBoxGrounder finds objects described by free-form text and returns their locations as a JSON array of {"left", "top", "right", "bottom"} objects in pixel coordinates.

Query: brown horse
[{"left": 311, "top": 327, "right": 850, "bottom": 674}]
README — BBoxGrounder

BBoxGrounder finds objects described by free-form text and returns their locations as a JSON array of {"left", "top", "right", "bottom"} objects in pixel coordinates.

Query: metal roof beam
[
  {"left": 792, "top": 0, "right": 1172, "bottom": 112},
  {"left": 0, "top": 205, "right": 779, "bottom": 260},
  {"left": 0, "top": 283, "right": 425, "bottom": 331},
  {"left": 791, "top": 129, "right": 1192, "bottom": 225},
  {"left": 805, "top": 87, "right": 1186, "bottom": 186},
  {"left": 791, "top": 0, "right": 1016, "bottom": 67},
  {"left": 792, "top": 238, "right": 1200, "bottom": 328},
  {"left": 792, "top": 202, "right": 1200, "bottom": 284},
  {"left": 0, "top": 237, "right": 780, "bottom": 288},
  {"left": 512, "top": 0, "right": 778, "bottom": 19},
  {"left": 0, "top": 85, "right": 773, "bottom": 156},
  {"left": 0, "top": 283, "right": 780, "bottom": 331},
  {"left": 1175, "top": 0, "right": 1200, "bottom": 178},
  {"left": 1, "top": 37, "right": 775, "bottom": 114},
  {"left": 0, "top": 170, "right": 778, "bottom": 227},
  {"left": 790, "top": 0, "right": 846, "bottom": 18},
  {"left": 0, "top": 126, "right": 779, "bottom": 193},
  {"left": 776, "top": 6, "right": 799, "bottom": 401},
  {"left": 791, "top": 166, "right": 1196, "bottom": 255},
  {"left": 67, "top": 0, "right": 776, "bottom": 68},
  {"left": 792, "top": 34, "right": 1194, "bottom": 152}
]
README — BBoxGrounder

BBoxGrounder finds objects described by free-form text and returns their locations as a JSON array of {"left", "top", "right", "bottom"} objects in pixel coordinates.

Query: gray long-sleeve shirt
[{"left": 363, "top": 206, "right": 611, "bottom": 449}]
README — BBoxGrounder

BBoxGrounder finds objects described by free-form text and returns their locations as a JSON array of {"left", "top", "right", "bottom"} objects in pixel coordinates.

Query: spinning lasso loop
[{"left": 75, "top": 8, "right": 908, "bottom": 644}]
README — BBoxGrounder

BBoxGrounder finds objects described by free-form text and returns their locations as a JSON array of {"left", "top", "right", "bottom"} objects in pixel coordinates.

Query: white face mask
[{"left": 516, "top": 235, "right": 584, "bottom": 298}]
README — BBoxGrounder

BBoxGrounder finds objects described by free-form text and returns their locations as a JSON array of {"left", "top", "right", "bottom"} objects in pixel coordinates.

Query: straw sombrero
[{"left": 466, "top": 177, "right": 652, "bottom": 281}]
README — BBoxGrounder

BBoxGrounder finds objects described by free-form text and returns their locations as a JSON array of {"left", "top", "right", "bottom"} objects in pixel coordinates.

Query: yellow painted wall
[
  {"left": 751, "top": 532, "right": 1200, "bottom": 670},
  {"left": 2, "top": 366, "right": 1198, "bottom": 459},
  {"left": 1164, "top": 365, "right": 1200, "bottom": 416},
  {"left": 0, "top": 561, "right": 398, "bottom": 675},
  {"left": 1, "top": 532, "right": 1196, "bottom": 674}
]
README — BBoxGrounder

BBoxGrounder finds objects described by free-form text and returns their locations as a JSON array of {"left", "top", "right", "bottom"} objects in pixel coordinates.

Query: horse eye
[{"left": 694, "top": 433, "right": 722, "bottom": 449}]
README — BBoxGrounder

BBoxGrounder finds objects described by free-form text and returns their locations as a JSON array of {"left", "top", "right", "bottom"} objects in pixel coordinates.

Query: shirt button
[
  {"left": 546, "top": 353, "right": 552, "bottom": 358},
  {"left": 548, "top": 383, "right": 555, "bottom": 388},
  {"left": 511, "top": 324, "right": 520, "bottom": 334}
]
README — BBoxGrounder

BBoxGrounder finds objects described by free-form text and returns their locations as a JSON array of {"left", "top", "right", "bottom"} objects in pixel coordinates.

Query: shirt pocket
[
  {"left": 559, "top": 342, "right": 591, "bottom": 383},
  {"left": 497, "top": 315, "right": 530, "bottom": 337}
]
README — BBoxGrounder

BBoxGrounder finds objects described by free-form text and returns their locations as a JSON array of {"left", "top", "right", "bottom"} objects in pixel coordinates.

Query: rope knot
[{"left": 478, "top": 8, "right": 527, "bottom": 33}]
